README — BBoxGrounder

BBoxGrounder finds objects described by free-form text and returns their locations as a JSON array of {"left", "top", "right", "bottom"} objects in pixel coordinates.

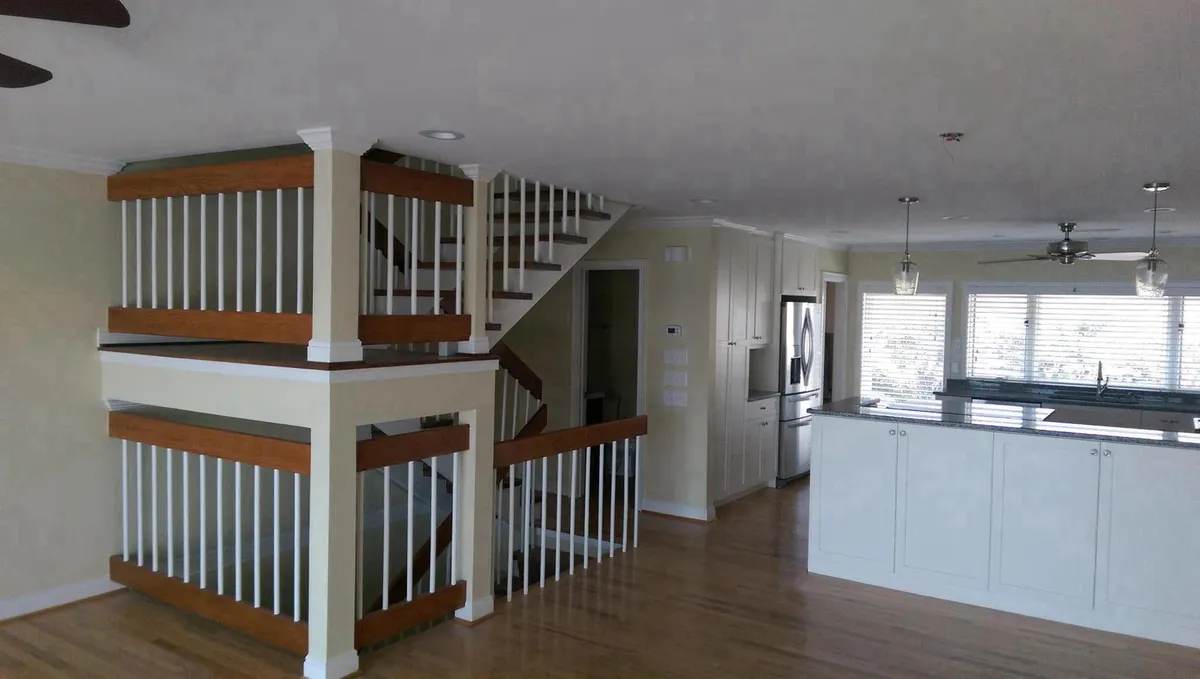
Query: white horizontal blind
[
  {"left": 1177, "top": 298, "right": 1200, "bottom": 391},
  {"left": 859, "top": 292, "right": 947, "bottom": 401},
  {"left": 966, "top": 294, "right": 1028, "bottom": 380}
]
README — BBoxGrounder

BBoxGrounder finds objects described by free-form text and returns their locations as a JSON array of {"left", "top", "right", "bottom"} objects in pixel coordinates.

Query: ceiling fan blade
[
  {"left": 0, "top": 51, "right": 51, "bottom": 88},
  {"left": 977, "top": 255, "right": 1053, "bottom": 265},
  {"left": 0, "top": 0, "right": 130, "bottom": 27},
  {"left": 1087, "top": 251, "right": 1149, "bottom": 262}
]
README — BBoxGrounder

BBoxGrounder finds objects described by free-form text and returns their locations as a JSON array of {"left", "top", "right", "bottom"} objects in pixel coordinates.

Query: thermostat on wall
[{"left": 666, "top": 325, "right": 683, "bottom": 337}]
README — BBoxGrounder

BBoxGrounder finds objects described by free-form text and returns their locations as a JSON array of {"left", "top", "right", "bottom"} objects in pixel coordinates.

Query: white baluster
[
  {"left": 166, "top": 197, "right": 174, "bottom": 309},
  {"left": 519, "top": 178, "right": 526, "bottom": 292},
  {"left": 599, "top": 195, "right": 605, "bottom": 211},
  {"left": 583, "top": 447, "right": 590, "bottom": 567},
  {"left": 255, "top": 191, "right": 263, "bottom": 312},
  {"left": 276, "top": 189, "right": 283, "bottom": 313},
  {"left": 201, "top": 455, "right": 208, "bottom": 590},
  {"left": 183, "top": 196, "right": 190, "bottom": 310},
  {"left": 597, "top": 443, "right": 605, "bottom": 564},
  {"left": 386, "top": 195, "right": 395, "bottom": 316},
  {"left": 634, "top": 436, "right": 641, "bottom": 548},
  {"left": 487, "top": 182, "right": 494, "bottom": 322},
  {"left": 507, "top": 463, "right": 515, "bottom": 602},
  {"left": 569, "top": 449, "right": 577, "bottom": 575},
  {"left": 366, "top": 192, "right": 376, "bottom": 315},
  {"left": 382, "top": 464, "right": 391, "bottom": 610},
  {"left": 217, "top": 193, "right": 226, "bottom": 311},
  {"left": 540, "top": 457, "right": 547, "bottom": 586},
  {"left": 151, "top": 198, "right": 158, "bottom": 309},
  {"left": 623, "top": 438, "right": 630, "bottom": 551},
  {"left": 135, "top": 200, "right": 143, "bottom": 308},
  {"left": 217, "top": 459, "right": 225, "bottom": 594},
  {"left": 562, "top": 186, "right": 569, "bottom": 246},
  {"left": 455, "top": 205, "right": 464, "bottom": 315},
  {"left": 510, "top": 378, "right": 519, "bottom": 437},
  {"left": 273, "top": 468, "right": 280, "bottom": 615},
  {"left": 136, "top": 443, "right": 144, "bottom": 566},
  {"left": 294, "top": 473, "right": 301, "bottom": 621},
  {"left": 500, "top": 374, "right": 509, "bottom": 440},
  {"left": 359, "top": 190, "right": 369, "bottom": 314},
  {"left": 121, "top": 201, "right": 129, "bottom": 307},
  {"left": 183, "top": 451, "right": 190, "bottom": 582},
  {"left": 451, "top": 450, "right": 459, "bottom": 582},
  {"left": 254, "top": 464, "right": 261, "bottom": 608},
  {"left": 610, "top": 442, "right": 617, "bottom": 555},
  {"left": 403, "top": 196, "right": 411, "bottom": 290},
  {"left": 200, "top": 195, "right": 208, "bottom": 311},
  {"left": 410, "top": 196, "right": 419, "bottom": 315},
  {"left": 503, "top": 175, "right": 510, "bottom": 291},
  {"left": 575, "top": 189, "right": 582, "bottom": 236},
  {"left": 523, "top": 459, "right": 532, "bottom": 595},
  {"left": 434, "top": 202, "right": 442, "bottom": 314},
  {"left": 236, "top": 192, "right": 244, "bottom": 312},
  {"left": 121, "top": 440, "right": 129, "bottom": 561},
  {"left": 587, "top": 192, "right": 593, "bottom": 210},
  {"left": 355, "top": 472, "right": 364, "bottom": 620},
  {"left": 555, "top": 452, "right": 563, "bottom": 580},
  {"left": 406, "top": 461, "right": 415, "bottom": 602},
  {"left": 533, "top": 182, "right": 541, "bottom": 263},
  {"left": 296, "top": 188, "right": 305, "bottom": 313},
  {"left": 167, "top": 448, "right": 174, "bottom": 576},
  {"left": 151, "top": 445, "right": 159, "bottom": 571},
  {"left": 547, "top": 185, "right": 555, "bottom": 261},
  {"left": 430, "top": 456, "right": 438, "bottom": 592}
]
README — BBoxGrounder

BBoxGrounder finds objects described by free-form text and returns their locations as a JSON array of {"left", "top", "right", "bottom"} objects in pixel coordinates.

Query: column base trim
[
  {"left": 457, "top": 337, "right": 491, "bottom": 354},
  {"left": 455, "top": 595, "right": 495, "bottom": 623},
  {"left": 303, "top": 649, "right": 360, "bottom": 679},
  {"left": 307, "top": 339, "right": 364, "bottom": 363}
]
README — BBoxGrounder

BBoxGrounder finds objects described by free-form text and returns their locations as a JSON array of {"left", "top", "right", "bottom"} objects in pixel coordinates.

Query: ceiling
[{"left": 3, "top": 0, "right": 1199, "bottom": 245}]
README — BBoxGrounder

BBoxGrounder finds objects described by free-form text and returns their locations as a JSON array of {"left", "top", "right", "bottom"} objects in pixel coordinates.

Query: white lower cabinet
[{"left": 813, "top": 417, "right": 898, "bottom": 567}]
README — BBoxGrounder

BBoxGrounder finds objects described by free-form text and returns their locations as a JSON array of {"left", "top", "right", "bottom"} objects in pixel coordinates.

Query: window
[
  {"left": 967, "top": 291, "right": 1181, "bottom": 389},
  {"left": 859, "top": 289, "right": 948, "bottom": 402}
]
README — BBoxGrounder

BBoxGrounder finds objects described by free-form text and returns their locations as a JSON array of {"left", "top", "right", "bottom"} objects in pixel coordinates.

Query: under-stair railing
[
  {"left": 358, "top": 157, "right": 473, "bottom": 346},
  {"left": 493, "top": 341, "right": 544, "bottom": 441},
  {"left": 107, "top": 408, "right": 312, "bottom": 655},
  {"left": 107, "top": 156, "right": 316, "bottom": 344},
  {"left": 486, "top": 173, "right": 609, "bottom": 324},
  {"left": 493, "top": 415, "right": 648, "bottom": 601},
  {"left": 353, "top": 421, "right": 469, "bottom": 649}
]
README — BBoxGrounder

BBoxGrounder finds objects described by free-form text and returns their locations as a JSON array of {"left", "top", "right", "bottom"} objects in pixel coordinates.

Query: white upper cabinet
[
  {"left": 716, "top": 230, "right": 774, "bottom": 345},
  {"left": 781, "top": 238, "right": 819, "bottom": 297},
  {"left": 750, "top": 238, "right": 774, "bottom": 344}
]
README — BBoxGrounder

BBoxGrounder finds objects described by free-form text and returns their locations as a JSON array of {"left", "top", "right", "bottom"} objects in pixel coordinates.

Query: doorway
[{"left": 822, "top": 272, "right": 849, "bottom": 403}]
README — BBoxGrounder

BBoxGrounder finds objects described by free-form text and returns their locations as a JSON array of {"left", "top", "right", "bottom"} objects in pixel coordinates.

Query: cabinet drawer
[{"left": 747, "top": 398, "right": 779, "bottom": 420}]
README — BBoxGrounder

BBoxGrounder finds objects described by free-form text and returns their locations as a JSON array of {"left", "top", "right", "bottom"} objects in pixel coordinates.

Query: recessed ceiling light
[
  {"left": 1145, "top": 207, "right": 1176, "bottom": 213},
  {"left": 942, "top": 215, "right": 969, "bottom": 221},
  {"left": 691, "top": 198, "right": 718, "bottom": 205},
  {"left": 419, "top": 129, "right": 465, "bottom": 141}
]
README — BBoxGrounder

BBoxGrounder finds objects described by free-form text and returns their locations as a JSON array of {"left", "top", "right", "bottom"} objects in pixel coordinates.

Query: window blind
[
  {"left": 1179, "top": 298, "right": 1200, "bottom": 391},
  {"left": 859, "top": 292, "right": 947, "bottom": 401},
  {"left": 966, "top": 294, "right": 1028, "bottom": 380}
]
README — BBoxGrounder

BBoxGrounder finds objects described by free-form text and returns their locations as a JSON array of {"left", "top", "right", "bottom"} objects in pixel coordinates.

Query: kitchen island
[{"left": 809, "top": 398, "right": 1200, "bottom": 650}]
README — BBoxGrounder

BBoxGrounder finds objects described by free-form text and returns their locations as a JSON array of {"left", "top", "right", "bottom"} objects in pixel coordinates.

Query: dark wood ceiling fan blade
[
  {"left": 977, "top": 255, "right": 1054, "bottom": 265},
  {"left": 0, "top": 0, "right": 130, "bottom": 28},
  {"left": 0, "top": 52, "right": 51, "bottom": 88}
]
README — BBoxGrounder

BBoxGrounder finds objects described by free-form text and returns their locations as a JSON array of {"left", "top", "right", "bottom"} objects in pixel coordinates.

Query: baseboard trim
[
  {"left": 641, "top": 498, "right": 714, "bottom": 523},
  {"left": 0, "top": 578, "right": 125, "bottom": 623},
  {"left": 455, "top": 596, "right": 496, "bottom": 625},
  {"left": 303, "top": 649, "right": 360, "bottom": 679}
]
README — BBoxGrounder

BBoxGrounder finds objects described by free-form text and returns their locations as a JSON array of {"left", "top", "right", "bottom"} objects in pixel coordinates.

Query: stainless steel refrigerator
[{"left": 778, "top": 295, "right": 823, "bottom": 483}]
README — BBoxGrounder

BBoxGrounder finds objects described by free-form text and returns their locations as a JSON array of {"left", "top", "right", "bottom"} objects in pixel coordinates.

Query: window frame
[{"left": 857, "top": 280, "right": 954, "bottom": 401}]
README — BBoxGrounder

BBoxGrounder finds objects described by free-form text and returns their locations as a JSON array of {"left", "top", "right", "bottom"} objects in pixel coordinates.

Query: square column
[
  {"left": 457, "top": 164, "right": 500, "bottom": 354},
  {"left": 300, "top": 126, "right": 375, "bottom": 363},
  {"left": 455, "top": 406, "right": 496, "bottom": 621}
]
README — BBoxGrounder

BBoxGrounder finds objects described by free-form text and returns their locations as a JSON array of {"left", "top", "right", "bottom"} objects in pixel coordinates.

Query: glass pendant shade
[
  {"left": 893, "top": 254, "right": 919, "bottom": 295},
  {"left": 1134, "top": 253, "right": 1168, "bottom": 297}
]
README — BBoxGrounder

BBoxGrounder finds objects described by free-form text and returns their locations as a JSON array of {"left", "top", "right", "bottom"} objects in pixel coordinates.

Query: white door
[
  {"left": 991, "top": 433, "right": 1100, "bottom": 608},
  {"left": 895, "top": 425, "right": 993, "bottom": 589},
  {"left": 1096, "top": 441, "right": 1200, "bottom": 624},
  {"left": 758, "top": 414, "right": 778, "bottom": 484},
  {"left": 814, "top": 417, "right": 898, "bottom": 566}
]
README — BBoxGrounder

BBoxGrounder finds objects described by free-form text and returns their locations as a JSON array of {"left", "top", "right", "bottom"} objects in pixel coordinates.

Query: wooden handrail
[
  {"left": 108, "top": 155, "right": 314, "bottom": 201},
  {"left": 356, "top": 425, "right": 470, "bottom": 472},
  {"left": 107, "top": 308, "right": 313, "bottom": 344},
  {"left": 359, "top": 314, "right": 471, "bottom": 344},
  {"left": 494, "top": 415, "right": 648, "bottom": 469},
  {"left": 492, "top": 342, "right": 543, "bottom": 400},
  {"left": 360, "top": 159, "right": 474, "bottom": 206},
  {"left": 109, "top": 411, "right": 310, "bottom": 475}
]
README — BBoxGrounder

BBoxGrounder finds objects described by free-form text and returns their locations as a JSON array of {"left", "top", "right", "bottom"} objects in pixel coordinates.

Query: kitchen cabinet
[
  {"left": 749, "top": 238, "right": 774, "bottom": 344},
  {"left": 812, "top": 416, "right": 897, "bottom": 566},
  {"left": 710, "top": 342, "right": 749, "bottom": 501},
  {"left": 991, "top": 433, "right": 1099, "bottom": 608},
  {"left": 780, "top": 238, "right": 819, "bottom": 298},
  {"left": 743, "top": 410, "right": 779, "bottom": 490},
  {"left": 1095, "top": 441, "right": 1200, "bottom": 624},
  {"left": 715, "top": 230, "right": 773, "bottom": 345}
]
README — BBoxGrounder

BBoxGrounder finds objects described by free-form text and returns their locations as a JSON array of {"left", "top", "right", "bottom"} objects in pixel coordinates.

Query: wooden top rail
[
  {"left": 492, "top": 342, "right": 542, "bottom": 400},
  {"left": 108, "top": 155, "right": 315, "bottom": 201},
  {"left": 360, "top": 159, "right": 474, "bottom": 206},
  {"left": 108, "top": 308, "right": 313, "bottom": 344},
  {"left": 109, "top": 411, "right": 310, "bottom": 475},
  {"left": 357, "top": 424, "right": 470, "bottom": 472},
  {"left": 494, "top": 415, "right": 647, "bottom": 469}
]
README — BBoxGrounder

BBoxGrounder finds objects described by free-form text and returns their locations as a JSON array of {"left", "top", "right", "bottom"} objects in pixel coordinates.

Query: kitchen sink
[{"left": 1043, "top": 404, "right": 1200, "bottom": 433}]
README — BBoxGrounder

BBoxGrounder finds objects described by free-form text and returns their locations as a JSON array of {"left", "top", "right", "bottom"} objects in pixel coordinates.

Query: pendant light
[
  {"left": 1135, "top": 182, "right": 1169, "bottom": 297},
  {"left": 892, "top": 197, "right": 920, "bottom": 295}
]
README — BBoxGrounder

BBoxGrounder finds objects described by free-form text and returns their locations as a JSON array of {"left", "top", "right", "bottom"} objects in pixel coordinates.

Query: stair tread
[
  {"left": 493, "top": 290, "right": 534, "bottom": 301},
  {"left": 486, "top": 233, "right": 588, "bottom": 246},
  {"left": 417, "top": 260, "right": 561, "bottom": 271},
  {"left": 486, "top": 322, "right": 501, "bottom": 331},
  {"left": 493, "top": 208, "right": 611, "bottom": 222},
  {"left": 371, "top": 288, "right": 448, "bottom": 297}
]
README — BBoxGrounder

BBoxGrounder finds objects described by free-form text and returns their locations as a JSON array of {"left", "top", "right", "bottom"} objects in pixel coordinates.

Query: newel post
[{"left": 458, "top": 164, "right": 500, "bottom": 354}]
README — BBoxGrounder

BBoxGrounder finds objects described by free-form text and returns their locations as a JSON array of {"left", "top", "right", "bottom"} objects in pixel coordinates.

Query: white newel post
[
  {"left": 456, "top": 405, "right": 497, "bottom": 622},
  {"left": 300, "top": 126, "right": 376, "bottom": 363},
  {"left": 304, "top": 402, "right": 360, "bottom": 679},
  {"left": 458, "top": 164, "right": 500, "bottom": 354}
]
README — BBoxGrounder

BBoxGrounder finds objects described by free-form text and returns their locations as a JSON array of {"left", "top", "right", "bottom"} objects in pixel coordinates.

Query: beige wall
[
  {"left": 845, "top": 245, "right": 1200, "bottom": 395},
  {"left": 0, "top": 162, "right": 121, "bottom": 602}
]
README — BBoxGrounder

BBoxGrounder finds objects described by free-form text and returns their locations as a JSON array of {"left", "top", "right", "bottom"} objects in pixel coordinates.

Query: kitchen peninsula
[{"left": 809, "top": 397, "right": 1200, "bottom": 650}]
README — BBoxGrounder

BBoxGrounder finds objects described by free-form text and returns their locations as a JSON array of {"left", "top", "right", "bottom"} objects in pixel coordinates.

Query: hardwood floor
[{"left": 7, "top": 480, "right": 1200, "bottom": 677}]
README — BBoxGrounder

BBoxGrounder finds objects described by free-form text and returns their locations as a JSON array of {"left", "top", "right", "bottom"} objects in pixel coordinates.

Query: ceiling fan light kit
[
  {"left": 892, "top": 197, "right": 920, "bottom": 295},
  {"left": 1135, "top": 182, "right": 1170, "bottom": 297}
]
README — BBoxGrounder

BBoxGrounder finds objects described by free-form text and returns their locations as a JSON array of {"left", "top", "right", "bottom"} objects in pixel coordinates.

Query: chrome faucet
[{"left": 1097, "top": 361, "right": 1110, "bottom": 398}]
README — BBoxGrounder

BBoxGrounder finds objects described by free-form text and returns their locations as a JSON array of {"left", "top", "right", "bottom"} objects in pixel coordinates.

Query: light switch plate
[
  {"left": 663, "top": 370, "right": 688, "bottom": 387},
  {"left": 664, "top": 349, "right": 688, "bottom": 366},
  {"left": 663, "top": 389, "right": 688, "bottom": 407}
]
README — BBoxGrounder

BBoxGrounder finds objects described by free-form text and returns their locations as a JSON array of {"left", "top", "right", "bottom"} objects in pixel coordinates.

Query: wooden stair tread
[
  {"left": 492, "top": 290, "right": 534, "bottom": 301},
  {"left": 493, "top": 209, "right": 611, "bottom": 222},
  {"left": 372, "top": 288, "right": 447, "bottom": 297},
  {"left": 486, "top": 322, "right": 501, "bottom": 331},
  {"left": 417, "top": 260, "right": 561, "bottom": 271},
  {"left": 483, "top": 233, "right": 588, "bottom": 246}
]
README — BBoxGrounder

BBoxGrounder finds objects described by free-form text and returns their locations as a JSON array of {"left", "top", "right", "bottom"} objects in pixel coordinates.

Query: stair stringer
[{"left": 487, "top": 202, "right": 631, "bottom": 345}]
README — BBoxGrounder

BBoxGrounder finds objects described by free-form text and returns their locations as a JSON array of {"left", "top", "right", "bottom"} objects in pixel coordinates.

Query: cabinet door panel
[
  {"left": 897, "top": 425, "right": 993, "bottom": 587},
  {"left": 1099, "top": 442, "right": 1200, "bottom": 621},
  {"left": 709, "top": 344, "right": 730, "bottom": 501},
  {"left": 992, "top": 433, "right": 1099, "bottom": 606},
  {"left": 721, "top": 345, "right": 749, "bottom": 499},
  {"left": 760, "top": 416, "right": 778, "bottom": 483},
  {"left": 727, "top": 235, "right": 751, "bottom": 342},
  {"left": 816, "top": 417, "right": 897, "bottom": 564},
  {"left": 751, "top": 239, "right": 773, "bottom": 343}
]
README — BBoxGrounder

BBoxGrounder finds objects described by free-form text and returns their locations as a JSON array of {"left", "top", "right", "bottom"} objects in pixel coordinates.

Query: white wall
[
  {"left": 0, "top": 162, "right": 121, "bottom": 605},
  {"left": 845, "top": 245, "right": 1200, "bottom": 396}
]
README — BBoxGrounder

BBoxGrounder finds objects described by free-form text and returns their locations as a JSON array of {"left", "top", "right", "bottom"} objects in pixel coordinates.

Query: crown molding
[
  {"left": 296, "top": 126, "right": 377, "bottom": 154},
  {"left": 458, "top": 164, "right": 500, "bottom": 182},
  {"left": 0, "top": 145, "right": 124, "bottom": 175},
  {"left": 848, "top": 235, "right": 1200, "bottom": 254},
  {"left": 619, "top": 215, "right": 716, "bottom": 230}
]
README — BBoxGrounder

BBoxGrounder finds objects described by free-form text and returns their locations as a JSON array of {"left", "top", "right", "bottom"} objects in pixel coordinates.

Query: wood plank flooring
[{"left": 6, "top": 480, "right": 1200, "bottom": 677}]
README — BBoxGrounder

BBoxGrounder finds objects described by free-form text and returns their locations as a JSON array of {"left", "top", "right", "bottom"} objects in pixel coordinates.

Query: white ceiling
[{"left": 3, "top": 0, "right": 1200, "bottom": 245}]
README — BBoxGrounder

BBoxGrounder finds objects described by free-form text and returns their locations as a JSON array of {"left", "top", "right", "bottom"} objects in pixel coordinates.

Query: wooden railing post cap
[{"left": 458, "top": 164, "right": 500, "bottom": 183}]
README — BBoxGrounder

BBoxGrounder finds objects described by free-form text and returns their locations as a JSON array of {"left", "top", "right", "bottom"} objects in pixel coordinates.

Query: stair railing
[{"left": 493, "top": 341, "right": 544, "bottom": 441}]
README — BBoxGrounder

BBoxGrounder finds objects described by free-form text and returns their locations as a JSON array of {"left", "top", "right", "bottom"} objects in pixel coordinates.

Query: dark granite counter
[
  {"left": 811, "top": 397, "right": 1200, "bottom": 449},
  {"left": 937, "top": 378, "right": 1200, "bottom": 412}
]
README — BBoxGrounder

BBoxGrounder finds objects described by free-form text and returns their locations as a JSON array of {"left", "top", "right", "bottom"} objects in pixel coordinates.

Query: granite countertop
[
  {"left": 938, "top": 378, "right": 1200, "bottom": 412},
  {"left": 812, "top": 397, "right": 1200, "bottom": 449},
  {"left": 747, "top": 390, "right": 780, "bottom": 402}
]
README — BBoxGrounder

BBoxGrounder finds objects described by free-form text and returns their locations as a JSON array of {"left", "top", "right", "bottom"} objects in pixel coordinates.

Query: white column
[
  {"left": 299, "top": 126, "right": 375, "bottom": 363},
  {"left": 457, "top": 164, "right": 500, "bottom": 354},
  {"left": 303, "top": 404, "right": 360, "bottom": 679},
  {"left": 455, "top": 405, "right": 496, "bottom": 622}
]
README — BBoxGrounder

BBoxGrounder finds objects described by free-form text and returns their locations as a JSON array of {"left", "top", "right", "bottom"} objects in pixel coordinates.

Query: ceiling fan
[
  {"left": 0, "top": 0, "right": 130, "bottom": 88},
  {"left": 978, "top": 222, "right": 1148, "bottom": 265}
]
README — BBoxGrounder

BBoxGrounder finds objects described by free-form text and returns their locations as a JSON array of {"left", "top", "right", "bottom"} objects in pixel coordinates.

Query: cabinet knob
[
  {"left": 889, "top": 429, "right": 896, "bottom": 435},
  {"left": 1103, "top": 449, "right": 1112, "bottom": 457},
  {"left": 1090, "top": 449, "right": 1098, "bottom": 456},
  {"left": 899, "top": 430, "right": 906, "bottom": 437}
]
